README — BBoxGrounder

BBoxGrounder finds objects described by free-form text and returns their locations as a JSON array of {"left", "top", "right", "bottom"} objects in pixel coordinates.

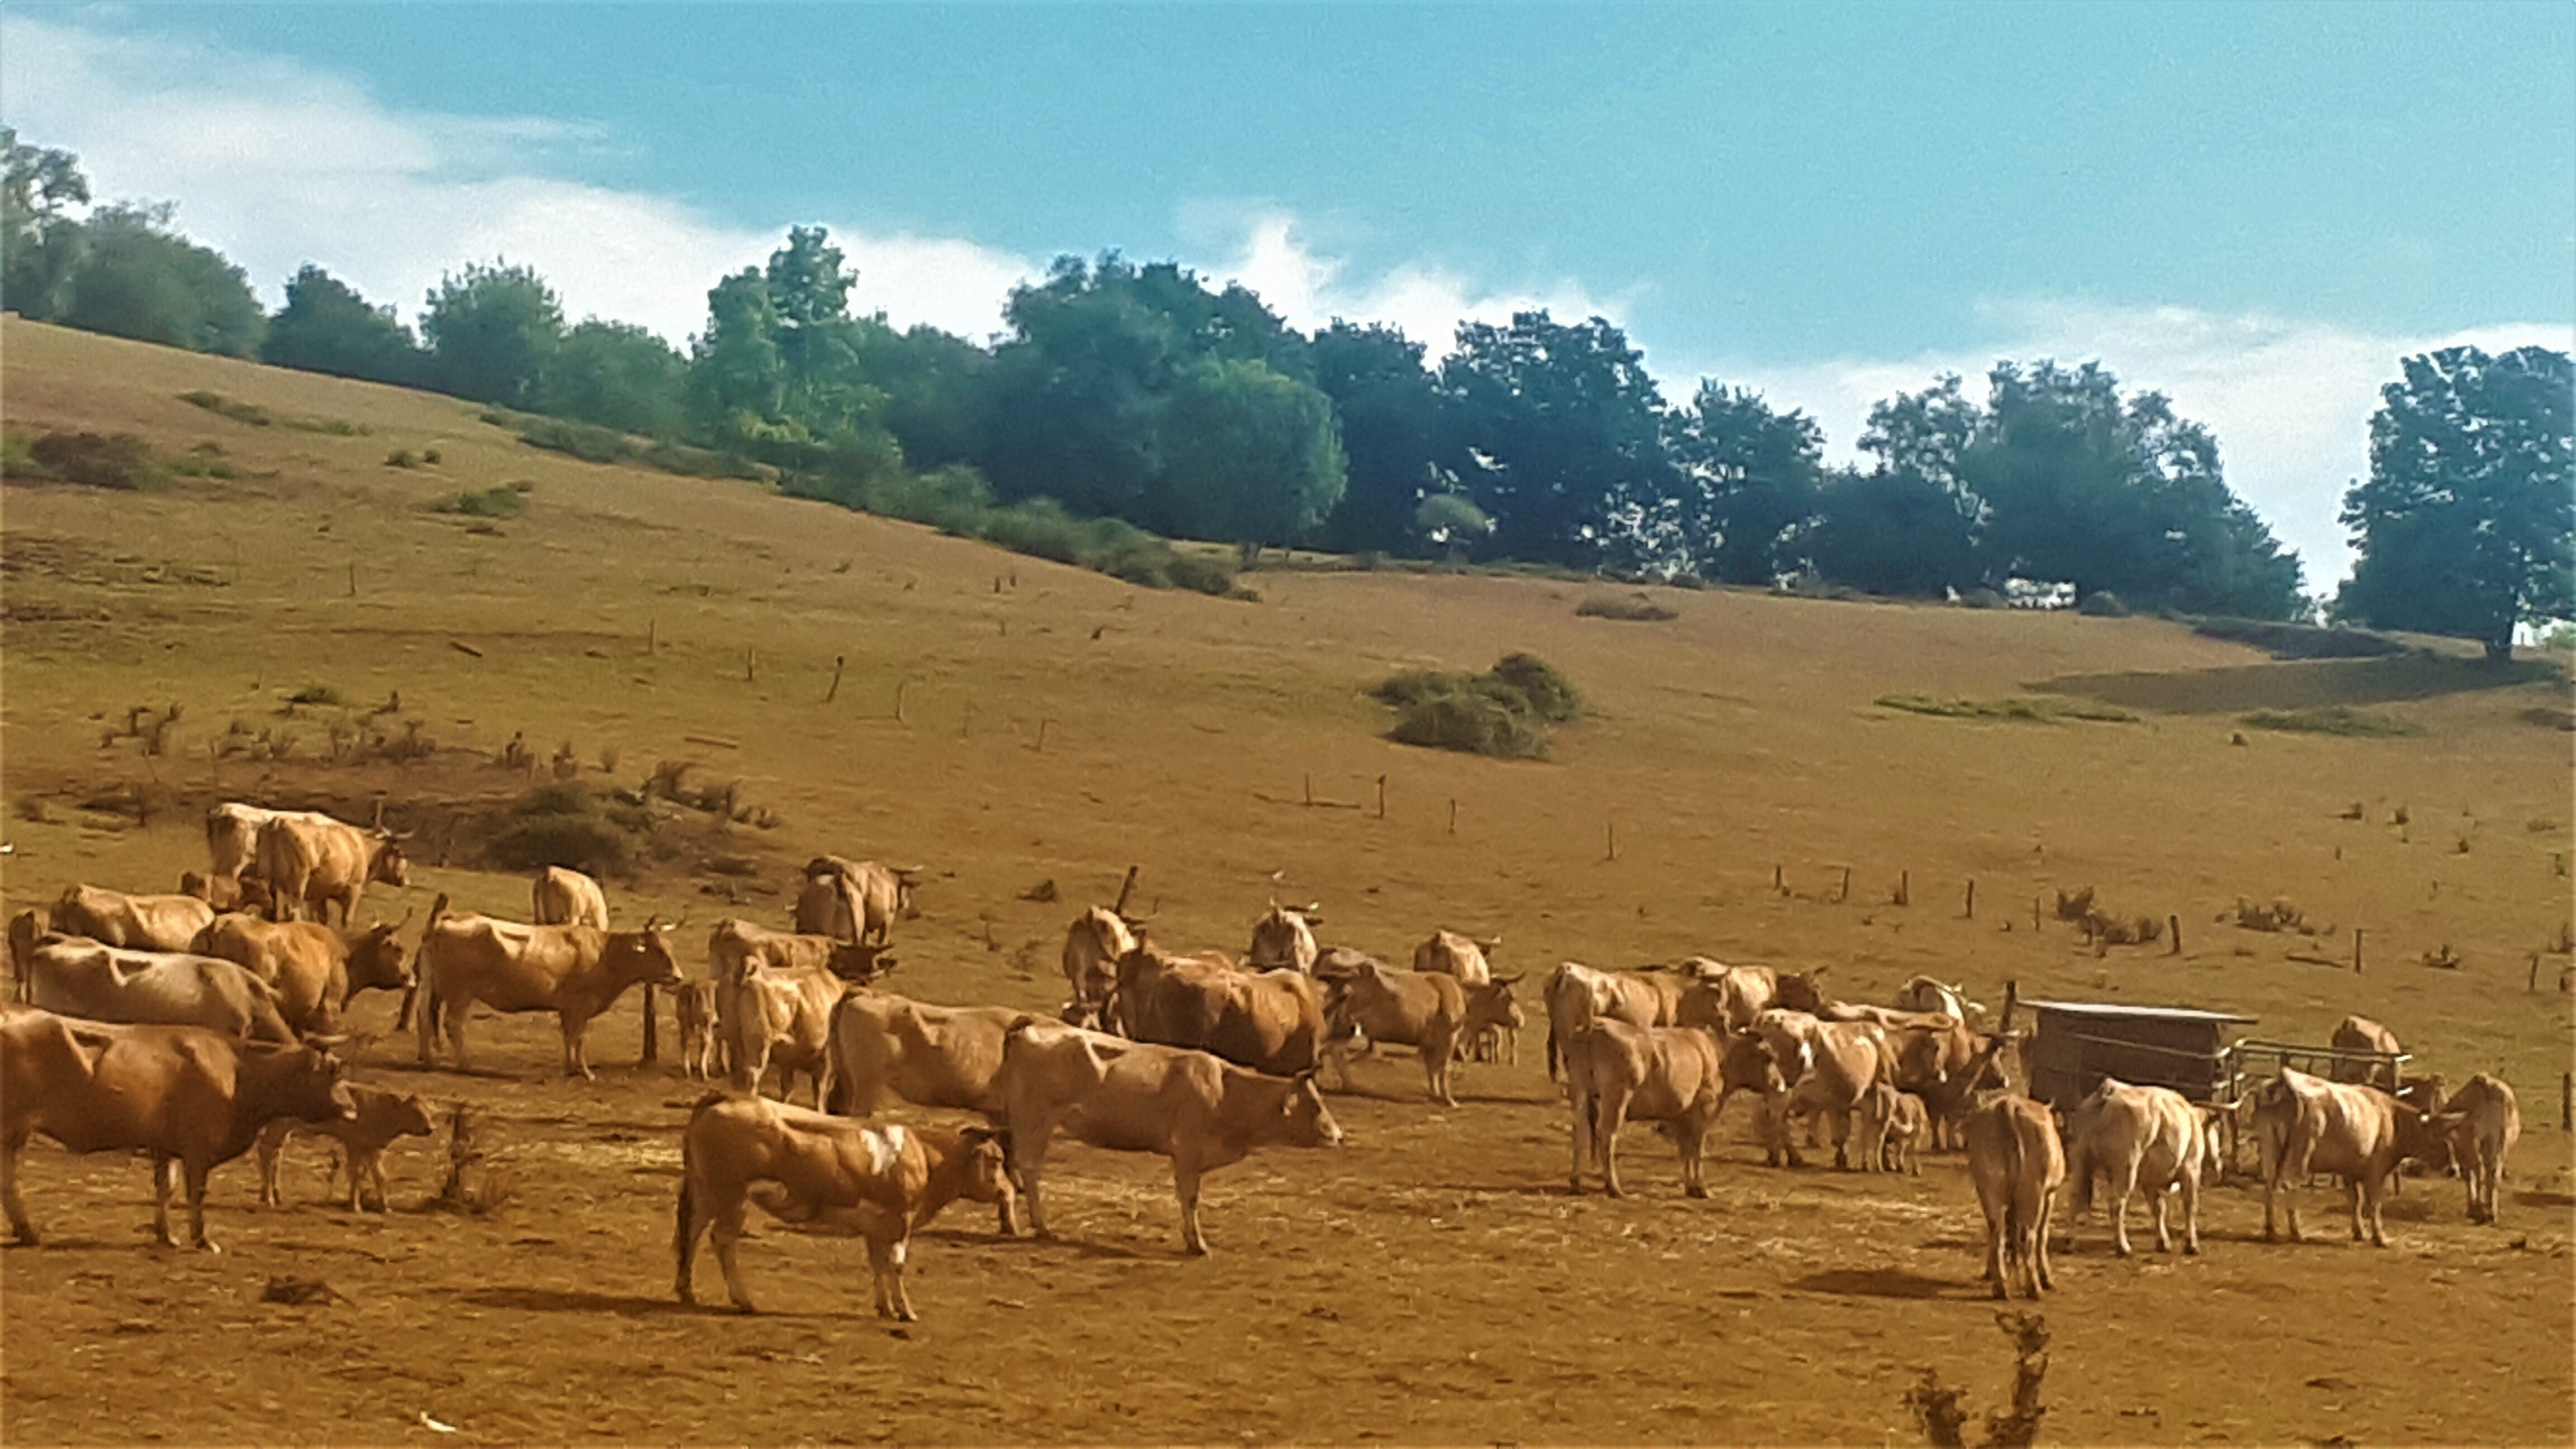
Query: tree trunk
[{"left": 2484, "top": 632, "right": 2515, "bottom": 662}]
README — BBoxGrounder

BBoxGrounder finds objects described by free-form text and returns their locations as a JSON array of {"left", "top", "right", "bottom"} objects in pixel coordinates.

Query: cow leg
[
  {"left": 2032, "top": 1185, "right": 2058, "bottom": 1293},
  {"left": 1978, "top": 1191, "right": 2008, "bottom": 1299},
  {"left": 150, "top": 1156, "right": 182, "bottom": 1249},
  {"left": 2, "top": 1133, "right": 36, "bottom": 1245},
  {"left": 2362, "top": 1172, "right": 2390, "bottom": 1248},
  {"left": 1012, "top": 1129, "right": 1055, "bottom": 1240},
  {"left": 1426, "top": 1025, "right": 1459, "bottom": 1107},
  {"left": 1173, "top": 1160, "right": 1210, "bottom": 1256},
  {"left": 1567, "top": 1085, "right": 1594, "bottom": 1193},
  {"left": 561, "top": 1014, "right": 596, "bottom": 1081},
  {"left": 255, "top": 1124, "right": 287, "bottom": 1208},
  {"left": 443, "top": 995, "right": 473, "bottom": 1074},
  {"left": 674, "top": 1173, "right": 706, "bottom": 1305},
  {"left": 2179, "top": 1168, "right": 2201, "bottom": 1255},
  {"left": 2110, "top": 1161, "right": 2140, "bottom": 1257},
  {"left": 1679, "top": 1116, "right": 1710, "bottom": 1199},
  {"left": 1597, "top": 1088, "right": 1632, "bottom": 1199},
  {"left": 709, "top": 1191, "right": 757, "bottom": 1311},
  {"left": 182, "top": 1157, "right": 219, "bottom": 1252},
  {"left": 1829, "top": 1107, "right": 1852, "bottom": 1172},
  {"left": 870, "top": 1228, "right": 916, "bottom": 1322}
]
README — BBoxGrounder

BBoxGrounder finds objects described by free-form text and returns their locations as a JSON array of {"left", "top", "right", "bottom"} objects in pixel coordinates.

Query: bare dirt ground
[{"left": 4, "top": 319, "right": 2573, "bottom": 1446}]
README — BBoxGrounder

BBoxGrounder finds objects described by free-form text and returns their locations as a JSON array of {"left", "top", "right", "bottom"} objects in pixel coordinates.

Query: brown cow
[
  {"left": 2, "top": 1010, "right": 356, "bottom": 1249},
  {"left": 255, "top": 1082, "right": 435, "bottom": 1212},
  {"left": 531, "top": 866, "right": 611, "bottom": 930},
  {"left": 722, "top": 961, "right": 848, "bottom": 1109},
  {"left": 2253, "top": 1067, "right": 2447, "bottom": 1247},
  {"left": 674, "top": 981, "right": 721, "bottom": 1082},
  {"left": 674, "top": 1092, "right": 1012, "bottom": 1319},
  {"left": 192, "top": 914, "right": 413, "bottom": 1035},
  {"left": 708, "top": 918, "right": 892, "bottom": 987},
  {"left": 1964, "top": 1095, "right": 2065, "bottom": 1300},
  {"left": 792, "top": 856, "right": 920, "bottom": 946},
  {"left": 997, "top": 1019, "right": 1342, "bottom": 1254},
  {"left": 25, "top": 937, "right": 296, "bottom": 1043},
  {"left": 49, "top": 885, "right": 216, "bottom": 953},
  {"left": 414, "top": 896, "right": 681, "bottom": 1078},
  {"left": 2329, "top": 1015, "right": 2404, "bottom": 1090},
  {"left": 829, "top": 991, "right": 1021, "bottom": 1123},
  {"left": 1247, "top": 905, "right": 1320, "bottom": 974},
  {"left": 1565, "top": 1020, "right": 1726, "bottom": 1198},
  {"left": 1852, "top": 1079, "right": 1928, "bottom": 1176},
  {"left": 1108, "top": 944, "right": 1329, "bottom": 1078},
  {"left": 1890, "top": 1017, "right": 2013, "bottom": 1150},
  {"left": 1543, "top": 962, "right": 1686, "bottom": 1082},
  {"left": 255, "top": 814, "right": 410, "bottom": 926},
  {"left": 1675, "top": 960, "right": 1777, "bottom": 1034},
  {"left": 7, "top": 911, "right": 42, "bottom": 1003},
  {"left": 206, "top": 802, "right": 296, "bottom": 881},
  {"left": 1060, "top": 906, "right": 1137, "bottom": 1009},
  {"left": 1414, "top": 930, "right": 1516, "bottom": 1062},
  {"left": 1320, "top": 959, "right": 1522, "bottom": 1106},
  {"left": 1749, "top": 1008, "right": 1896, "bottom": 1169},
  {"left": 1894, "top": 976, "right": 1985, "bottom": 1021},
  {"left": 2435, "top": 1074, "right": 2522, "bottom": 1225},
  {"left": 2063, "top": 1077, "right": 2206, "bottom": 1256}
]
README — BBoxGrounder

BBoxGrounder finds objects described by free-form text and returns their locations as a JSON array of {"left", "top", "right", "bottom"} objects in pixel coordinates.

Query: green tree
[
  {"left": 1665, "top": 382, "right": 1825, "bottom": 584},
  {"left": 539, "top": 319, "right": 686, "bottom": 436},
  {"left": 1414, "top": 492, "right": 1493, "bottom": 561},
  {"left": 2337, "top": 345, "right": 2574, "bottom": 659},
  {"left": 1439, "top": 311, "right": 1678, "bottom": 567},
  {"left": 686, "top": 228, "right": 894, "bottom": 452},
  {"left": 854, "top": 321, "right": 992, "bottom": 470},
  {"left": 688, "top": 268, "right": 788, "bottom": 437},
  {"left": 261, "top": 264, "right": 424, "bottom": 385},
  {"left": 2, "top": 127, "right": 89, "bottom": 320},
  {"left": 1154, "top": 357, "right": 1347, "bottom": 550},
  {"left": 1313, "top": 320, "right": 1448, "bottom": 555},
  {"left": 1806, "top": 466, "right": 1980, "bottom": 596},
  {"left": 57, "top": 203, "right": 264, "bottom": 357},
  {"left": 422, "top": 260, "right": 562, "bottom": 406}
]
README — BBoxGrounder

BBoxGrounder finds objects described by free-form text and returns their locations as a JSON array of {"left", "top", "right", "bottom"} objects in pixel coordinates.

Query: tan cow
[
  {"left": 1676, "top": 960, "right": 1777, "bottom": 1034},
  {"left": 997, "top": 1019, "right": 1342, "bottom": 1254},
  {"left": 1964, "top": 1095, "right": 2065, "bottom": 1300},
  {"left": 1890, "top": 1018, "right": 2015, "bottom": 1150},
  {"left": 2253, "top": 1067, "right": 2447, "bottom": 1247},
  {"left": 2063, "top": 1077, "right": 2206, "bottom": 1256},
  {"left": 829, "top": 991, "right": 1021, "bottom": 1122},
  {"left": 49, "top": 885, "right": 217, "bottom": 954},
  {"left": 1749, "top": 1008, "right": 1896, "bottom": 1169},
  {"left": 206, "top": 802, "right": 297, "bottom": 881},
  {"left": 192, "top": 914, "right": 413, "bottom": 1036},
  {"left": 722, "top": 960, "right": 848, "bottom": 1109},
  {"left": 1852, "top": 1079, "right": 1928, "bottom": 1176},
  {"left": 1895, "top": 976, "right": 1986, "bottom": 1021},
  {"left": 2, "top": 1010, "right": 356, "bottom": 1249},
  {"left": 674, "top": 981, "right": 721, "bottom": 1082},
  {"left": 1320, "top": 959, "right": 1522, "bottom": 1106},
  {"left": 2435, "top": 1074, "right": 2521, "bottom": 1225},
  {"left": 1247, "top": 905, "right": 1320, "bottom": 974},
  {"left": 531, "top": 866, "right": 611, "bottom": 930},
  {"left": 1543, "top": 962, "right": 1687, "bottom": 1082},
  {"left": 674, "top": 1091, "right": 1012, "bottom": 1319},
  {"left": 255, "top": 814, "right": 410, "bottom": 926},
  {"left": 707, "top": 918, "right": 893, "bottom": 988},
  {"left": 1565, "top": 1020, "right": 1727, "bottom": 1198},
  {"left": 2329, "top": 1015, "right": 2404, "bottom": 1090},
  {"left": 8, "top": 911, "right": 44, "bottom": 1003},
  {"left": 1109, "top": 944, "right": 1330, "bottom": 1078},
  {"left": 25, "top": 938, "right": 296, "bottom": 1043},
  {"left": 1414, "top": 930, "right": 1516, "bottom": 1062},
  {"left": 179, "top": 870, "right": 272, "bottom": 917},
  {"left": 414, "top": 896, "right": 682, "bottom": 1078},
  {"left": 792, "top": 856, "right": 920, "bottom": 946},
  {"left": 255, "top": 1083, "right": 435, "bottom": 1212},
  {"left": 1061, "top": 906, "right": 1137, "bottom": 1009}
]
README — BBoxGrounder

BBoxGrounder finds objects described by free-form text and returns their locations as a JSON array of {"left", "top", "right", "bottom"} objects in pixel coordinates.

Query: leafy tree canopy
[
  {"left": 423, "top": 260, "right": 562, "bottom": 407},
  {"left": 262, "top": 264, "right": 424, "bottom": 386}
]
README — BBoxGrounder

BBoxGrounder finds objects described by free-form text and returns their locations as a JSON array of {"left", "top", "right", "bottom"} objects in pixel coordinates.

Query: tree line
[{"left": 6, "top": 128, "right": 2567, "bottom": 645}]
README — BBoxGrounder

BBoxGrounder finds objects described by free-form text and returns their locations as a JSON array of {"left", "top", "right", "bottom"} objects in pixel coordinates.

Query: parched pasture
[{"left": 4, "top": 319, "right": 2572, "bottom": 1445}]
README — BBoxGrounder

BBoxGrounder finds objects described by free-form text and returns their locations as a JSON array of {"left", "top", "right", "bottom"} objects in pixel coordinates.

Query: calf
[
  {"left": 2254, "top": 1067, "right": 2446, "bottom": 1247},
  {"left": 2063, "top": 1077, "right": 2205, "bottom": 1257},
  {"left": 1964, "top": 1095, "right": 2064, "bottom": 1300},
  {"left": 1322, "top": 960, "right": 1521, "bottom": 1106},
  {"left": 2436, "top": 1074, "right": 2521, "bottom": 1225},
  {"left": 674, "top": 1091, "right": 1011, "bottom": 1319},
  {"left": 674, "top": 981, "right": 721, "bottom": 1082},
  {"left": 997, "top": 1019, "right": 1341, "bottom": 1254},
  {"left": 1060, "top": 907, "right": 1137, "bottom": 1010},
  {"left": 531, "top": 866, "right": 611, "bottom": 930},
  {"left": 1565, "top": 1020, "right": 1725, "bottom": 1198},
  {"left": 2329, "top": 1015, "right": 2403, "bottom": 1090},
  {"left": 1246, "top": 905, "right": 1320, "bottom": 974},
  {"left": 179, "top": 870, "right": 271, "bottom": 917},
  {"left": 2, "top": 1010, "right": 356, "bottom": 1249},
  {"left": 256, "top": 1083, "right": 435, "bottom": 1212},
  {"left": 1852, "top": 1079, "right": 1927, "bottom": 1176}
]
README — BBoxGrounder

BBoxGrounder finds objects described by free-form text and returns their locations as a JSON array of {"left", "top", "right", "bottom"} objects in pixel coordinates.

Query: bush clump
[
  {"left": 25, "top": 431, "right": 163, "bottom": 489},
  {"left": 179, "top": 391, "right": 365, "bottom": 434},
  {"left": 1576, "top": 591, "right": 1680, "bottom": 622},
  {"left": 2239, "top": 706, "right": 2419, "bottom": 737},
  {"left": 2194, "top": 617, "right": 2405, "bottom": 660},
  {"left": 1370, "top": 654, "right": 1585, "bottom": 759},
  {"left": 1877, "top": 694, "right": 2138, "bottom": 723},
  {"left": 2077, "top": 590, "right": 2129, "bottom": 618},
  {"left": 435, "top": 485, "right": 527, "bottom": 518},
  {"left": 485, "top": 408, "right": 764, "bottom": 481},
  {"left": 481, "top": 781, "right": 643, "bottom": 877}
]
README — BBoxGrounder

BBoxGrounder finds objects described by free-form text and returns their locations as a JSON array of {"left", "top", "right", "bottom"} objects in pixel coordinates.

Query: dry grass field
[{"left": 4, "top": 317, "right": 2572, "bottom": 1446}]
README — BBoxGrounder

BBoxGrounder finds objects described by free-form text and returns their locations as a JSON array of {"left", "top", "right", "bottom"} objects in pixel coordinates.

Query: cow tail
[
  {"left": 673, "top": 1147, "right": 697, "bottom": 1290},
  {"left": 1999, "top": 1114, "right": 2029, "bottom": 1256}
]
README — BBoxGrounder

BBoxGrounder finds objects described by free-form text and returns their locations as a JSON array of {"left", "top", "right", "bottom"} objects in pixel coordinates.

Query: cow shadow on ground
[
  {"left": 461, "top": 1285, "right": 732, "bottom": 1318},
  {"left": 2513, "top": 1187, "right": 2576, "bottom": 1210},
  {"left": 1787, "top": 1267, "right": 1962, "bottom": 1300}
]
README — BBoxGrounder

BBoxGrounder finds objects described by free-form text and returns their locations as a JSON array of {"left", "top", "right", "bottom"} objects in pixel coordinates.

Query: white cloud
[
  {"left": 1674, "top": 302, "right": 2575, "bottom": 586},
  {"left": 0, "top": 13, "right": 1038, "bottom": 342},
  {"left": 1211, "top": 210, "right": 1625, "bottom": 353}
]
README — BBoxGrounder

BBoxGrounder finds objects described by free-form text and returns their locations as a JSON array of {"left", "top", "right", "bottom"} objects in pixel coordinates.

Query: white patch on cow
[
  {"left": 861, "top": 1124, "right": 906, "bottom": 1176},
  {"left": 890, "top": 1239, "right": 908, "bottom": 1266}
]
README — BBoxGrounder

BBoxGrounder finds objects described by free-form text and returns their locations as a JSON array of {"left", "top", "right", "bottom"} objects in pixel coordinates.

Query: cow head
[
  {"left": 1773, "top": 969, "right": 1826, "bottom": 1014},
  {"left": 347, "top": 921, "right": 415, "bottom": 993},
  {"left": 1283, "top": 1073, "right": 1344, "bottom": 1148},
  {"left": 368, "top": 835, "right": 412, "bottom": 888},
  {"left": 1058, "top": 998, "right": 1105, "bottom": 1031},
  {"left": 389, "top": 1092, "right": 438, "bottom": 1140},
  {"left": 1464, "top": 978, "right": 1524, "bottom": 1040},
  {"left": 951, "top": 1126, "right": 1016, "bottom": 1206},
  {"left": 892, "top": 866, "right": 924, "bottom": 919},
  {"left": 826, "top": 941, "right": 898, "bottom": 984},
  {"left": 267, "top": 1043, "right": 361, "bottom": 1125},
  {"left": 610, "top": 918, "right": 686, "bottom": 987}
]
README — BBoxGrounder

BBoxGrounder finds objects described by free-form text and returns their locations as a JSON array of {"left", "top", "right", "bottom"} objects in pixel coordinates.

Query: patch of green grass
[
  {"left": 434, "top": 485, "right": 527, "bottom": 519},
  {"left": 178, "top": 390, "right": 366, "bottom": 435},
  {"left": 19, "top": 431, "right": 164, "bottom": 489},
  {"left": 165, "top": 441, "right": 242, "bottom": 479},
  {"left": 2239, "top": 705, "right": 2420, "bottom": 737},
  {"left": 2193, "top": 617, "right": 2405, "bottom": 660},
  {"left": 1576, "top": 592, "right": 1679, "bottom": 622},
  {"left": 1371, "top": 654, "right": 1585, "bottom": 759},
  {"left": 1877, "top": 694, "right": 2138, "bottom": 724},
  {"left": 482, "top": 408, "right": 765, "bottom": 482}
]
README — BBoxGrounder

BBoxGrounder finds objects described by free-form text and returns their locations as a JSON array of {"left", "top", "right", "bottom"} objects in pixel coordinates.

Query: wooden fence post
[
  {"left": 2354, "top": 929, "right": 2365, "bottom": 974},
  {"left": 1773, "top": 864, "right": 1784, "bottom": 894},
  {"left": 1304, "top": 773, "right": 1314, "bottom": 807},
  {"left": 640, "top": 984, "right": 659, "bottom": 1066},
  {"left": 1375, "top": 775, "right": 1387, "bottom": 820},
  {"left": 2169, "top": 915, "right": 2183, "bottom": 955},
  {"left": 1836, "top": 866, "right": 1850, "bottom": 903},
  {"left": 2562, "top": 1071, "right": 2572, "bottom": 1133},
  {"left": 1447, "top": 798, "right": 1457, "bottom": 836},
  {"left": 646, "top": 618, "right": 656, "bottom": 655},
  {"left": 1895, "top": 869, "right": 1909, "bottom": 907},
  {"left": 2530, "top": 953, "right": 2541, "bottom": 993},
  {"left": 1605, "top": 820, "right": 1618, "bottom": 862},
  {"left": 1964, "top": 878, "right": 1976, "bottom": 919},
  {"left": 825, "top": 655, "right": 845, "bottom": 704},
  {"left": 1999, "top": 979, "right": 2019, "bottom": 1035}
]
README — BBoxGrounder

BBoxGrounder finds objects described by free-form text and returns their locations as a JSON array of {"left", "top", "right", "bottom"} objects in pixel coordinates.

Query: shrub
[
  {"left": 1576, "top": 591, "right": 1679, "bottom": 622},
  {"left": 2194, "top": 617, "right": 2405, "bottom": 660},
  {"left": 2077, "top": 590, "right": 2129, "bottom": 618},
  {"left": 165, "top": 442, "right": 242, "bottom": 479},
  {"left": 286, "top": 683, "right": 344, "bottom": 707},
  {"left": 2240, "top": 706, "right": 2419, "bottom": 737},
  {"left": 482, "top": 780, "right": 633, "bottom": 875},
  {"left": 423, "top": 448, "right": 443, "bottom": 465},
  {"left": 0, "top": 430, "right": 37, "bottom": 478},
  {"left": 179, "top": 390, "right": 271, "bottom": 426},
  {"left": 27, "top": 432, "right": 162, "bottom": 489},
  {"left": 435, "top": 485, "right": 525, "bottom": 518},
  {"left": 1877, "top": 694, "right": 2137, "bottom": 724},
  {"left": 386, "top": 449, "right": 419, "bottom": 468},
  {"left": 1370, "top": 654, "right": 1584, "bottom": 758}
]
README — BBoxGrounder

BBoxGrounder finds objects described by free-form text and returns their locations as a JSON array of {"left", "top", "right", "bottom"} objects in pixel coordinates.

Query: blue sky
[{"left": 5, "top": 3, "right": 2571, "bottom": 580}]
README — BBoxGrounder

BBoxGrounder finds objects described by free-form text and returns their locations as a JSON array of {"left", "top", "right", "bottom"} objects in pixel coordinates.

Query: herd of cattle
[{"left": 0, "top": 802, "right": 2534, "bottom": 1321}]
